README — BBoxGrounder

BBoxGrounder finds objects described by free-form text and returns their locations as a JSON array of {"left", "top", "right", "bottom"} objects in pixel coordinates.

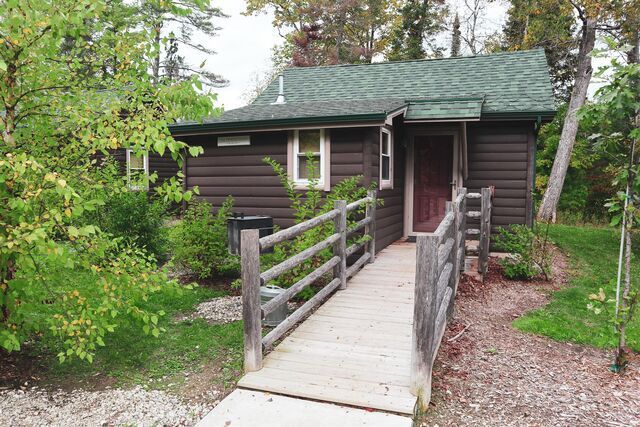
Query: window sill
[
  {"left": 294, "top": 182, "right": 326, "bottom": 191},
  {"left": 380, "top": 181, "right": 393, "bottom": 190}
]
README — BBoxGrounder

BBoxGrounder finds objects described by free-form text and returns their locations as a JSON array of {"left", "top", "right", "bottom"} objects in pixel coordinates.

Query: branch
[{"left": 568, "top": 0, "right": 587, "bottom": 23}]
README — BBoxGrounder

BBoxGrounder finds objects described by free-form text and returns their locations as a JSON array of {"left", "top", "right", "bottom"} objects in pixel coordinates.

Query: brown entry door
[{"left": 413, "top": 135, "right": 454, "bottom": 232}]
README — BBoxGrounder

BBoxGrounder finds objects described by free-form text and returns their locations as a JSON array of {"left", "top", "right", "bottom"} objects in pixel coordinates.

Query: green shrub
[
  {"left": 259, "top": 154, "right": 379, "bottom": 298},
  {"left": 170, "top": 197, "right": 239, "bottom": 279},
  {"left": 90, "top": 190, "right": 170, "bottom": 261},
  {"left": 494, "top": 224, "right": 551, "bottom": 280}
]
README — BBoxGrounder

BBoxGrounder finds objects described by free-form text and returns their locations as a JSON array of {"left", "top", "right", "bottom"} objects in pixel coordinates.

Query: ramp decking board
[{"left": 237, "top": 242, "right": 418, "bottom": 415}]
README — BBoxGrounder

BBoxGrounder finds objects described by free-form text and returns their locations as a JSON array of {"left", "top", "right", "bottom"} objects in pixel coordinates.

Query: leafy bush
[
  {"left": 3, "top": 232, "right": 181, "bottom": 362},
  {"left": 259, "top": 154, "right": 379, "bottom": 298},
  {"left": 535, "top": 104, "right": 614, "bottom": 222},
  {"left": 89, "top": 190, "right": 170, "bottom": 261},
  {"left": 170, "top": 197, "right": 239, "bottom": 279},
  {"left": 494, "top": 224, "right": 551, "bottom": 280}
]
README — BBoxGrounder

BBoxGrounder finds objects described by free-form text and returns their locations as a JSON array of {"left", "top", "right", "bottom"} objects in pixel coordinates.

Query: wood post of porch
[
  {"left": 410, "top": 233, "right": 439, "bottom": 411},
  {"left": 365, "top": 189, "right": 377, "bottom": 262},
  {"left": 241, "top": 229, "right": 262, "bottom": 372}
]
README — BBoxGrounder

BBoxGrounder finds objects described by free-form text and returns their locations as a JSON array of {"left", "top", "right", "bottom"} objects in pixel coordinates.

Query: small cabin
[{"left": 170, "top": 49, "right": 556, "bottom": 252}]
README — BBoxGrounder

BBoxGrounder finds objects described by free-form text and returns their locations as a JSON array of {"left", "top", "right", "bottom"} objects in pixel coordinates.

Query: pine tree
[
  {"left": 501, "top": 0, "right": 577, "bottom": 100},
  {"left": 387, "top": 0, "right": 447, "bottom": 61},
  {"left": 451, "top": 13, "right": 461, "bottom": 57},
  {"left": 141, "top": 0, "right": 228, "bottom": 88}
]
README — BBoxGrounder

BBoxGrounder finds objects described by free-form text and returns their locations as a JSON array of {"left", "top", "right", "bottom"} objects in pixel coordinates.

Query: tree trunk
[
  {"left": 616, "top": 220, "right": 632, "bottom": 367},
  {"left": 537, "top": 16, "right": 597, "bottom": 222},
  {"left": 152, "top": 22, "right": 162, "bottom": 86}
]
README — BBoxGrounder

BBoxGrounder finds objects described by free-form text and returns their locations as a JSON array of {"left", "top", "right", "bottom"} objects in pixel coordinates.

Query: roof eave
[
  {"left": 480, "top": 110, "right": 557, "bottom": 121},
  {"left": 169, "top": 112, "right": 387, "bottom": 135}
]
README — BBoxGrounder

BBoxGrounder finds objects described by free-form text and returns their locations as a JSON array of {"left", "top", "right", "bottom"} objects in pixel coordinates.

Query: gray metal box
[{"left": 227, "top": 214, "right": 274, "bottom": 255}]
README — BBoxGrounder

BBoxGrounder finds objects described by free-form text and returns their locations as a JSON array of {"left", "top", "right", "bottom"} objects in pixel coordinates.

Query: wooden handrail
[
  {"left": 346, "top": 240, "right": 366, "bottom": 257},
  {"left": 346, "top": 195, "right": 373, "bottom": 212},
  {"left": 347, "top": 216, "right": 372, "bottom": 236},
  {"left": 259, "top": 208, "right": 340, "bottom": 251},
  {"left": 261, "top": 256, "right": 340, "bottom": 317},
  {"left": 260, "top": 232, "right": 341, "bottom": 284},
  {"left": 241, "top": 192, "right": 377, "bottom": 373},
  {"left": 262, "top": 277, "right": 342, "bottom": 349},
  {"left": 410, "top": 187, "right": 467, "bottom": 411},
  {"left": 409, "top": 186, "right": 497, "bottom": 411}
]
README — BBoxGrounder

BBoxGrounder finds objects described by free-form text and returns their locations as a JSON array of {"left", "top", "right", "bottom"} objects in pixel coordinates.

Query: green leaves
[{"left": 0, "top": 0, "right": 211, "bottom": 363}]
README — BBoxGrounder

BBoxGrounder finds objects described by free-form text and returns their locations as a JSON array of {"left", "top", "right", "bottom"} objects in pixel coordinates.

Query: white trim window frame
[
  {"left": 292, "top": 128, "right": 326, "bottom": 189},
  {"left": 126, "top": 149, "right": 149, "bottom": 190},
  {"left": 380, "top": 127, "right": 393, "bottom": 190}
]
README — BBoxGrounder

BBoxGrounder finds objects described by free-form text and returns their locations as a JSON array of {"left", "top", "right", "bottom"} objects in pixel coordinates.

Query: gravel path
[
  {"left": 0, "top": 386, "right": 212, "bottom": 427},
  {"left": 424, "top": 256, "right": 640, "bottom": 426}
]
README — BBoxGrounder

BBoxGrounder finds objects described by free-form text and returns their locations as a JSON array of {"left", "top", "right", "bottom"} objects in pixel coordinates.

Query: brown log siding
[
  {"left": 182, "top": 127, "right": 404, "bottom": 252},
  {"left": 178, "top": 120, "right": 535, "bottom": 253},
  {"left": 465, "top": 121, "right": 535, "bottom": 231},
  {"left": 185, "top": 132, "right": 294, "bottom": 227},
  {"left": 371, "top": 117, "right": 405, "bottom": 251}
]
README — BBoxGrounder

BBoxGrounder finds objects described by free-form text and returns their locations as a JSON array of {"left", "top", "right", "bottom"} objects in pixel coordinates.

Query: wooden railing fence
[
  {"left": 464, "top": 187, "right": 493, "bottom": 275},
  {"left": 241, "top": 190, "right": 377, "bottom": 372},
  {"left": 410, "top": 186, "right": 493, "bottom": 411}
]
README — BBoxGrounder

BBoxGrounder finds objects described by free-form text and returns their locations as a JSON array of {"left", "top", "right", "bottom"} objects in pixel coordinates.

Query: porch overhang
[{"left": 404, "top": 97, "right": 485, "bottom": 122}]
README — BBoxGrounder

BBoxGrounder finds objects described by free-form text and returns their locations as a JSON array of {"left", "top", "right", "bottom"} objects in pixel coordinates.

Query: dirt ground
[{"left": 423, "top": 254, "right": 640, "bottom": 426}]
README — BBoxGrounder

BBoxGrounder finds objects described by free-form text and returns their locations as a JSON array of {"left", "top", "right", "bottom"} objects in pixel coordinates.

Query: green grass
[
  {"left": 513, "top": 224, "right": 639, "bottom": 351},
  {"left": 38, "top": 284, "right": 244, "bottom": 389}
]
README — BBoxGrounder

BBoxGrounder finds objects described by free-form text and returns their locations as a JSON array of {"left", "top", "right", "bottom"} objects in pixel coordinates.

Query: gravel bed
[
  {"left": 187, "top": 295, "right": 298, "bottom": 324},
  {"left": 0, "top": 386, "right": 212, "bottom": 427},
  {"left": 424, "top": 254, "right": 640, "bottom": 426}
]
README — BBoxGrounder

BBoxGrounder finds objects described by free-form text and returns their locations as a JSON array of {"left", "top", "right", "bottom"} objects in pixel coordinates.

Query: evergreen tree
[
  {"left": 500, "top": 0, "right": 577, "bottom": 100},
  {"left": 451, "top": 13, "right": 461, "bottom": 57},
  {"left": 140, "top": 0, "right": 228, "bottom": 87},
  {"left": 387, "top": 0, "right": 447, "bottom": 61}
]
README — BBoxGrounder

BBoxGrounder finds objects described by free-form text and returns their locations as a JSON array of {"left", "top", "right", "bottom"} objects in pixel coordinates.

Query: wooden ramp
[{"left": 238, "top": 241, "right": 417, "bottom": 415}]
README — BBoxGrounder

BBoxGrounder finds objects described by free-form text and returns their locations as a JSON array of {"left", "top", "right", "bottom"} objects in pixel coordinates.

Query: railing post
[
  {"left": 458, "top": 188, "right": 467, "bottom": 272},
  {"left": 479, "top": 187, "right": 492, "bottom": 276},
  {"left": 333, "top": 200, "right": 347, "bottom": 290},
  {"left": 447, "top": 198, "right": 460, "bottom": 320},
  {"left": 241, "top": 229, "right": 262, "bottom": 372},
  {"left": 366, "top": 189, "right": 376, "bottom": 263},
  {"left": 410, "top": 234, "right": 439, "bottom": 411}
]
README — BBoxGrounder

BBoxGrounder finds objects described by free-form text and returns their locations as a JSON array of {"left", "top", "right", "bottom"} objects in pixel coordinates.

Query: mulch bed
[{"left": 422, "top": 253, "right": 640, "bottom": 426}]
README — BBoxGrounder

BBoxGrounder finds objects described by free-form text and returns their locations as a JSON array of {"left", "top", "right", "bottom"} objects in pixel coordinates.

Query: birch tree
[
  {"left": 584, "top": 43, "right": 639, "bottom": 370},
  {"left": 538, "top": 1, "right": 640, "bottom": 221}
]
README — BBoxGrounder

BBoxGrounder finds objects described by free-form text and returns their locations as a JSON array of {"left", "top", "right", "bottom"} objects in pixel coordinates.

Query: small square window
[{"left": 380, "top": 128, "right": 393, "bottom": 189}]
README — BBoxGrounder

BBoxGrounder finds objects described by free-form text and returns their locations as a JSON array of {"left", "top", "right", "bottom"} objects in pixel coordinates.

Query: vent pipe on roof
[{"left": 271, "top": 74, "right": 286, "bottom": 105}]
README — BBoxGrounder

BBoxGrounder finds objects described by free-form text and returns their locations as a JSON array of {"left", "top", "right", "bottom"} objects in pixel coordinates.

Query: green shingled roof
[
  {"left": 405, "top": 97, "right": 485, "bottom": 121},
  {"left": 171, "top": 49, "right": 555, "bottom": 133}
]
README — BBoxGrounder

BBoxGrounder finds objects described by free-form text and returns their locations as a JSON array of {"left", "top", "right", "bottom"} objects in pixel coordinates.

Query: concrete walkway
[{"left": 196, "top": 389, "right": 412, "bottom": 427}]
